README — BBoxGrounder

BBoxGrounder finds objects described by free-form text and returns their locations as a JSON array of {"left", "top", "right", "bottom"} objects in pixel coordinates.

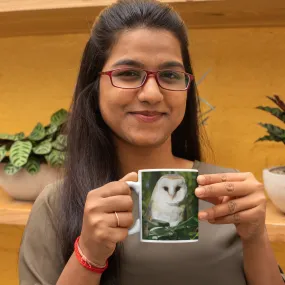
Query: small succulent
[
  {"left": 0, "top": 109, "right": 68, "bottom": 175},
  {"left": 256, "top": 95, "right": 285, "bottom": 145}
]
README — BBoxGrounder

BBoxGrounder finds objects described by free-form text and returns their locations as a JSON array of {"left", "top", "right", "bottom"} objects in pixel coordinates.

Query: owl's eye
[
  {"left": 163, "top": 186, "right": 169, "bottom": 192},
  {"left": 175, "top": 186, "right": 181, "bottom": 192}
]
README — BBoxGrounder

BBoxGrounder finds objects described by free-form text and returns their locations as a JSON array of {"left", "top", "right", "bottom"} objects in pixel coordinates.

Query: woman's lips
[{"left": 129, "top": 111, "right": 165, "bottom": 123}]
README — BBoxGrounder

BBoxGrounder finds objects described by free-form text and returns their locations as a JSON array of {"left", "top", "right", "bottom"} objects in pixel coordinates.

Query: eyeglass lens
[{"left": 111, "top": 69, "right": 190, "bottom": 90}]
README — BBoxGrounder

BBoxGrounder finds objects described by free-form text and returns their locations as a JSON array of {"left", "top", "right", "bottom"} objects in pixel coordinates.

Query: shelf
[
  {"left": 1, "top": 0, "right": 285, "bottom": 37},
  {"left": 0, "top": 187, "right": 285, "bottom": 243},
  {"left": 0, "top": 187, "right": 32, "bottom": 226}
]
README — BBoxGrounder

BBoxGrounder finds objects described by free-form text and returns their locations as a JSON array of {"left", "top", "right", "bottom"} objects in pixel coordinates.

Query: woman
[{"left": 18, "top": 1, "right": 284, "bottom": 285}]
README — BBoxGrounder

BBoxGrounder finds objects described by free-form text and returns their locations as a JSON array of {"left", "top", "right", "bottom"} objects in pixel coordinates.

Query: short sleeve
[{"left": 18, "top": 182, "right": 65, "bottom": 285}]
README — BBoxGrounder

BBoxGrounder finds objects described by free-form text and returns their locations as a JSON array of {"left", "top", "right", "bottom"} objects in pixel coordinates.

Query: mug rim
[{"left": 138, "top": 169, "right": 198, "bottom": 173}]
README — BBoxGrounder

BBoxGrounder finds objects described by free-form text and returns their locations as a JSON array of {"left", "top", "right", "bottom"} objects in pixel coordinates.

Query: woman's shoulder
[
  {"left": 31, "top": 179, "right": 64, "bottom": 217},
  {"left": 193, "top": 160, "right": 239, "bottom": 175}
]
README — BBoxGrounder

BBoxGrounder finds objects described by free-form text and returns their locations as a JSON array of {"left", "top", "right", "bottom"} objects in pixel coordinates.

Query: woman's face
[{"left": 99, "top": 28, "right": 188, "bottom": 147}]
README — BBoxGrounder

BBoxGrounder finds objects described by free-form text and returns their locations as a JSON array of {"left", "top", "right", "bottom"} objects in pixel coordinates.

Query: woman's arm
[
  {"left": 56, "top": 253, "right": 101, "bottom": 285},
  {"left": 195, "top": 171, "right": 284, "bottom": 285},
  {"left": 242, "top": 229, "right": 284, "bottom": 285}
]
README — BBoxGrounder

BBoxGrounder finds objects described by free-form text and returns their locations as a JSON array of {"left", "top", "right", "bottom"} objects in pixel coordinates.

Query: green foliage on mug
[{"left": 141, "top": 171, "right": 198, "bottom": 241}]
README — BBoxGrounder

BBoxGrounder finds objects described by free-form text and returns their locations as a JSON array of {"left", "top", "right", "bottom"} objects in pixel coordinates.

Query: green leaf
[
  {"left": 267, "top": 95, "right": 285, "bottom": 112},
  {"left": 0, "top": 132, "right": 23, "bottom": 141},
  {"left": 51, "top": 109, "right": 68, "bottom": 127},
  {"left": 0, "top": 146, "right": 6, "bottom": 162},
  {"left": 29, "top": 123, "right": 46, "bottom": 141},
  {"left": 258, "top": 123, "right": 285, "bottom": 142},
  {"left": 45, "top": 149, "right": 65, "bottom": 167},
  {"left": 10, "top": 141, "right": 32, "bottom": 167},
  {"left": 15, "top": 132, "right": 25, "bottom": 140},
  {"left": 4, "top": 163, "right": 22, "bottom": 175},
  {"left": 25, "top": 158, "right": 41, "bottom": 175},
  {"left": 52, "top": 134, "right": 67, "bottom": 151},
  {"left": 256, "top": 135, "right": 283, "bottom": 143},
  {"left": 149, "top": 226, "right": 175, "bottom": 237},
  {"left": 45, "top": 124, "right": 58, "bottom": 135},
  {"left": 256, "top": 106, "right": 285, "bottom": 123},
  {"left": 32, "top": 140, "right": 52, "bottom": 155}
]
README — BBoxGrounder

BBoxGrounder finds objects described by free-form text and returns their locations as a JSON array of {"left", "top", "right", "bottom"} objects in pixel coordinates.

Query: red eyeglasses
[{"left": 99, "top": 68, "right": 194, "bottom": 91}]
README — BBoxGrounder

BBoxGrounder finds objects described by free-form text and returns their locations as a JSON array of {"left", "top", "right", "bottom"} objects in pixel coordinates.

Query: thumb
[{"left": 119, "top": 172, "right": 138, "bottom": 182}]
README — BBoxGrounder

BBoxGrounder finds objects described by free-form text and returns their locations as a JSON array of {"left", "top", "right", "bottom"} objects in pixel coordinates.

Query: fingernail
[
  {"left": 197, "top": 175, "right": 206, "bottom": 184},
  {"left": 195, "top": 187, "right": 205, "bottom": 197},
  {"left": 199, "top": 212, "right": 208, "bottom": 220}
]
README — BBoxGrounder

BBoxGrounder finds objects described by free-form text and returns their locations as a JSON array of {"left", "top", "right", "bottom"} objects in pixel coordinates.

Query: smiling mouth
[{"left": 129, "top": 111, "right": 166, "bottom": 123}]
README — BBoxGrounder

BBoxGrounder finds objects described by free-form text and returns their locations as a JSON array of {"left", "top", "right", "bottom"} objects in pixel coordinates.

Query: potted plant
[
  {"left": 256, "top": 95, "right": 285, "bottom": 213},
  {"left": 0, "top": 109, "right": 68, "bottom": 201}
]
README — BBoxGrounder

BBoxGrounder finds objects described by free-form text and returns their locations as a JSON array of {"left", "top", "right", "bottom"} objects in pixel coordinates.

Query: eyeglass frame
[{"left": 99, "top": 68, "right": 194, "bottom": 91}]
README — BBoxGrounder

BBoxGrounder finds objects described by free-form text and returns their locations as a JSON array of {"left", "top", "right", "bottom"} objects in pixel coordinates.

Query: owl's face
[{"left": 152, "top": 174, "right": 188, "bottom": 205}]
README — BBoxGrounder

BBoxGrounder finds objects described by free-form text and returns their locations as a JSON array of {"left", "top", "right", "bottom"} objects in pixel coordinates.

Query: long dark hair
[{"left": 59, "top": 0, "right": 203, "bottom": 284}]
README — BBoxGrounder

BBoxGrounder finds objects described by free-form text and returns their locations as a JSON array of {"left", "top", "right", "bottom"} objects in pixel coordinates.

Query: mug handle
[{"left": 126, "top": 181, "right": 141, "bottom": 235}]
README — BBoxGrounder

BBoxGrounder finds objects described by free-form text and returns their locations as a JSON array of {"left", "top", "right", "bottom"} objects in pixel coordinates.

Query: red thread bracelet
[{"left": 74, "top": 236, "right": 108, "bottom": 274}]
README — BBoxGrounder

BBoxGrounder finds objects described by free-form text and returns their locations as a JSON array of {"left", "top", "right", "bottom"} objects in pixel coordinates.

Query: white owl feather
[{"left": 147, "top": 174, "right": 188, "bottom": 227}]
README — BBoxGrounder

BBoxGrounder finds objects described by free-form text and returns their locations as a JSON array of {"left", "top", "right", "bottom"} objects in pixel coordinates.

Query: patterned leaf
[
  {"left": 0, "top": 132, "right": 25, "bottom": 141},
  {"left": 33, "top": 139, "right": 52, "bottom": 155},
  {"left": 52, "top": 134, "right": 67, "bottom": 151},
  {"left": 45, "top": 149, "right": 65, "bottom": 167},
  {"left": 4, "top": 163, "right": 22, "bottom": 175},
  {"left": 256, "top": 106, "right": 285, "bottom": 123},
  {"left": 25, "top": 158, "right": 41, "bottom": 175},
  {"left": 258, "top": 123, "right": 285, "bottom": 142},
  {"left": 10, "top": 141, "right": 32, "bottom": 167},
  {"left": 0, "top": 146, "right": 7, "bottom": 162},
  {"left": 15, "top": 132, "right": 25, "bottom": 140},
  {"left": 29, "top": 123, "right": 46, "bottom": 141},
  {"left": 51, "top": 109, "right": 68, "bottom": 127},
  {"left": 0, "top": 134, "right": 11, "bottom": 140},
  {"left": 45, "top": 124, "right": 58, "bottom": 135}
]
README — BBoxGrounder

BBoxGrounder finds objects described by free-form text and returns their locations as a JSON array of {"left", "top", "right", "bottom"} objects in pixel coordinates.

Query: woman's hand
[
  {"left": 195, "top": 172, "right": 267, "bottom": 242},
  {"left": 79, "top": 172, "right": 138, "bottom": 266}
]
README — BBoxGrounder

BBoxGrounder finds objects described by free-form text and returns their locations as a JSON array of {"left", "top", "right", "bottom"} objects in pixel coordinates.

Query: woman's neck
[{"left": 114, "top": 137, "right": 193, "bottom": 178}]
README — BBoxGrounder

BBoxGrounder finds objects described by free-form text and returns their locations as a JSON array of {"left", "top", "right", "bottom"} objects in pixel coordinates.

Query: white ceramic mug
[{"left": 126, "top": 169, "right": 199, "bottom": 243}]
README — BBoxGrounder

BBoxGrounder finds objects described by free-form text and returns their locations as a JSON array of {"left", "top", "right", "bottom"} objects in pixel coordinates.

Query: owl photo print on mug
[{"left": 127, "top": 169, "right": 199, "bottom": 243}]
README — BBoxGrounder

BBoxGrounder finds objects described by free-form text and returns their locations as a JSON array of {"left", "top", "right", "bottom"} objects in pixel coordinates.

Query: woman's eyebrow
[
  {"left": 111, "top": 59, "right": 144, "bottom": 68},
  {"left": 111, "top": 59, "right": 184, "bottom": 70},
  {"left": 158, "top": 61, "right": 185, "bottom": 70}
]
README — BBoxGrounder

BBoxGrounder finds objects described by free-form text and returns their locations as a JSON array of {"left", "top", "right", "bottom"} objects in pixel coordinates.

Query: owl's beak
[{"left": 169, "top": 193, "right": 175, "bottom": 199}]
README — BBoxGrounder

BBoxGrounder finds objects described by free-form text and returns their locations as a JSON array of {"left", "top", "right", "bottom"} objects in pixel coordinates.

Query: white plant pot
[
  {"left": 263, "top": 166, "right": 285, "bottom": 213},
  {"left": 0, "top": 163, "right": 62, "bottom": 201}
]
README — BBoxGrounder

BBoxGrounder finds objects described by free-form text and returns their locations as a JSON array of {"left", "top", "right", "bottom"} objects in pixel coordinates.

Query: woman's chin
[{"left": 126, "top": 133, "right": 169, "bottom": 147}]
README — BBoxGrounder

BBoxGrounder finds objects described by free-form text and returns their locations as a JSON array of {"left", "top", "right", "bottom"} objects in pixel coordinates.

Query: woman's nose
[{"left": 137, "top": 76, "right": 163, "bottom": 104}]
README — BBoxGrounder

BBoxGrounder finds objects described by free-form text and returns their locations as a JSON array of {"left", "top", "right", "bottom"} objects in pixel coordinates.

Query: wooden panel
[
  {"left": 1, "top": 0, "right": 285, "bottom": 37},
  {"left": 0, "top": 224, "right": 25, "bottom": 285},
  {"left": 0, "top": 0, "right": 206, "bottom": 12}
]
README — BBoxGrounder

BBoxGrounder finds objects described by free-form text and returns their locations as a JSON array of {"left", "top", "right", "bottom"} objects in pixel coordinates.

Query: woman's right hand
[{"left": 78, "top": 172, "right": 138, "bottom": 267}]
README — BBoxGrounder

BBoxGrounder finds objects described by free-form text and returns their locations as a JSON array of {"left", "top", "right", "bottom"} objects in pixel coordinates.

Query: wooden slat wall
[{"left": 1, "top": 0, "right": 285, "bottom": 37}]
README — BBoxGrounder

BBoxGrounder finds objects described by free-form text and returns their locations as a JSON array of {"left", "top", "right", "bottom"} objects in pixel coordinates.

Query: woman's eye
[
  {"left": 160, "top": 71, "right": 180, "bottom": 80},
  {"left": 116, "top": 70, "right": 140, "bottom": 77}
]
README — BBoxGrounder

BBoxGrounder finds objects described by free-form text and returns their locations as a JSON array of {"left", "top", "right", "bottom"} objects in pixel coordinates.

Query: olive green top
[{"left": 18, "top": 161, "right": 250, "bottom": 285}]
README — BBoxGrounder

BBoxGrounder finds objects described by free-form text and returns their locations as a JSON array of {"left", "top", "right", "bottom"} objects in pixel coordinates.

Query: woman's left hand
[{"left": 195, "top": 172, "right": 267, "bottom": 242}]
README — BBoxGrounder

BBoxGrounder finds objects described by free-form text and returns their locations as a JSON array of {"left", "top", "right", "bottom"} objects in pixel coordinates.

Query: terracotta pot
[
  {"left": 263, "top": 166, "right": 285, "bottom": 213},
  {"left": 0, "top": 163, "right": 62, "bottom": 201}
]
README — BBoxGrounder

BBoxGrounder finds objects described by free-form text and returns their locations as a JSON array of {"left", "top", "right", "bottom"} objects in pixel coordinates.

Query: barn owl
[{"left": 146, "top": 174, "right": 188, "bottom": 227}]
